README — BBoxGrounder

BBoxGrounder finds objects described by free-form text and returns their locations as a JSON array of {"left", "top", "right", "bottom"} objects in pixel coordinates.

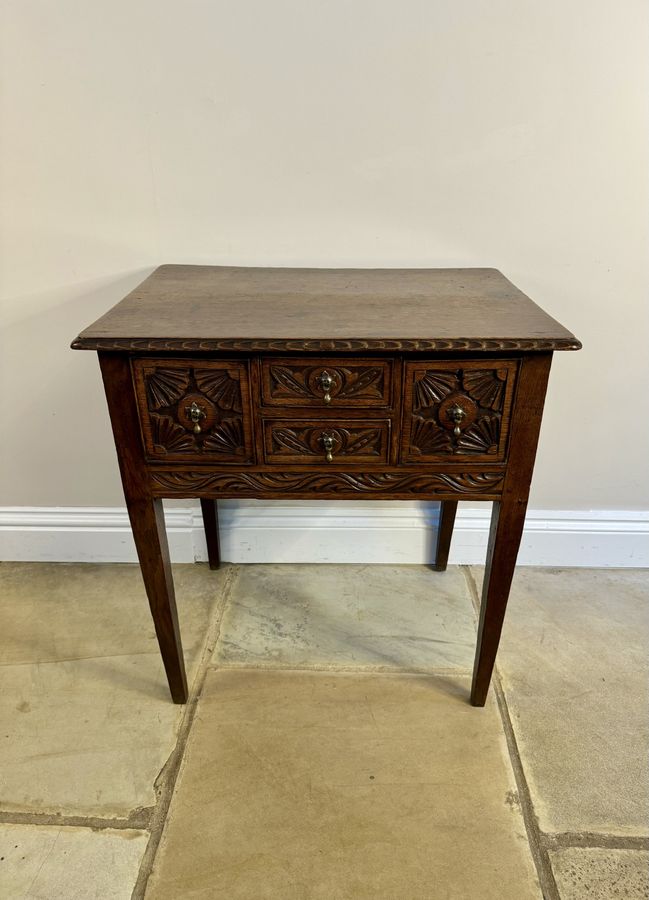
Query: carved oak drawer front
[
  {"left": 133, "top": 359, "right": 254, "bottom": 462},
  {"left": 402, "top": 360, "right": 518, "bottom": 462},
  {"left": 263, "top": 419, "right": 390, "bottom": 465},
  {"left": 261, "top": 358, "right": 393, "bottom": 408}
]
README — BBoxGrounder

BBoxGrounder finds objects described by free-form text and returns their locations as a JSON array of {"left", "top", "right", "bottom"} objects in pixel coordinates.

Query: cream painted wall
[{"left": 1, "top": 1, "right": 648, "bottom": 510}]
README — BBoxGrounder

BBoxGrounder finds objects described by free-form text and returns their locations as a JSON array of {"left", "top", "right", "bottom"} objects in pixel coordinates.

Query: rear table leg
[
  {"left": 433, "top": 501, "right": 457, "bottom": 571},
  {"left": 200, "top": 499, "right": 221, "bottom": 570}
]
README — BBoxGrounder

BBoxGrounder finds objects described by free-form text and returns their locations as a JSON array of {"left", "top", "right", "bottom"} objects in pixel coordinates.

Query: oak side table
[{"left": 72, "top": 266, "right": 580, "bottom": 706}]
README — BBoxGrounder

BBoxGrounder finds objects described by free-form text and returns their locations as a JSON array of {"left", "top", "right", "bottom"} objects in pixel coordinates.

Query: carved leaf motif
[
  {"left": 413, "top": 372, "right": 458, "bottom": 410},
  {"left": 343, "top": 428, "right": 381, "bottom": 455},
  {"left": 272, "top": 426, "right": 382, "bottom": 457},
  {"left": 146, "top": 368, "right": 190, "bottom": 409},
  {"left": 453, "top": 472, "right": 505, "bottom": 489},
  {"left": 272, "top": 428, "right": 314, "bottom": 455},
  {"left": 150, "top": 470, "right": 505, "bottom": 496},
  {"left": 338, "top": 368, "right": 382, "bottom": 398},
  {"left": 269, "top": 366, "right": 311, "bottom": 397},
  {"left": 202, "top": 418, "right": 245, "bottom": 454},
  {"left": 151, "top": 414, "right": 195, "bottom": 453},
  {"left": 194, "top": 369, "right": 242, "bottom": 412},
  {"left": 463, "top": 370, "right": 506, "bottom": 410},
  {"left": 456, "top": 415, "right": 500, "bottom": 454},
  {"left": 269, "top": 364, "right": 385, "bottom": 401},
  {"left": 410, "top": 417, "right": 453, "bottom": 455}
]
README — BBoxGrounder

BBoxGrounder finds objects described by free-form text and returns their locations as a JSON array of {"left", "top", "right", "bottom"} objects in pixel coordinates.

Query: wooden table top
[{"left": 72, "top": 265, "right": 580, "bottom": 353}]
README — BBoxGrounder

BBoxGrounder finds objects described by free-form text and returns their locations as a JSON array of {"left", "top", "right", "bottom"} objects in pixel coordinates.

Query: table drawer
[
  {"left": 133, "top": 358, "right": 254, "bottom": 462},
  {"left": 402, "top": 360, "right": 518, "bottom": 462},
  {"left": 263, "top": 418, "right": 390, "bottom": 465},
  {"left": 260, "top": 358, "right": 393, "bottom": 408}
]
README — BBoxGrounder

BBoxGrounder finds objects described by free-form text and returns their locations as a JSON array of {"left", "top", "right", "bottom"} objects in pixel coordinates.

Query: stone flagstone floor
[{"left": 0, "top": 561, "right": 647, "bottom": 899}]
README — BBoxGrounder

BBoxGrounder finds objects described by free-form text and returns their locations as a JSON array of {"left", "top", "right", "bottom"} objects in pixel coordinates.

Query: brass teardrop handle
[
  {"left": 321, "top": 432, "right": 336, "bottom": 462},
  {"left": 447, "top": 403, "right": 466, "bottom": 437},
  {"left": 185, "top": 401, "right": 206, "bottom": 434},
  {"left": 318, "top": 370, "right": 334, "bottom": 403}
]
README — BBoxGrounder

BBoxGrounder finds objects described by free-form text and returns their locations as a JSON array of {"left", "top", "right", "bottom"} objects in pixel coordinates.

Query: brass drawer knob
[
  {"left": 447, "top": 403, "right": 466, "bottom": 437},
  {"left": 318, "top": 370, "right": 334, "bottom": 403},
  {"left": 321, "top": 432, "right": 336, "bottom": 462},
  {"left": 185, "top": 401, "right": 206, "bottom": 434}
]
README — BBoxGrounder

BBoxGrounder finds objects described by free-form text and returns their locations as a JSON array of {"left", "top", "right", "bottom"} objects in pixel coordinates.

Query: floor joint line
[
  {"left": 0, "top": 809, "right": 152, "bottom": 831},
  {"left": 541, "top": 832, "right": 649, "bottom": 852},
  {"left": 130, "top": 564, "right": 241, "bottom": 900},
  {"left": 210, "top": 660, "right": 474, "bottom": 676},
  {"left": 461, "top": 565, "right": 562, "bottom": 900}
]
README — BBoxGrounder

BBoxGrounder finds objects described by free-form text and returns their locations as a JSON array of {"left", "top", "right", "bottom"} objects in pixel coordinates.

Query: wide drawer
[
  {"left": 263, "top": 418, "right": 390, "bottom": 465},
  {"left": 401, "top": 360, "right": 518, "bottom": 462},
  {"left": 260, "top": 358, "right": 393, "bottom": 408},
  {"left": 133, "top": 358, "right": 254, "bottom": 462}
]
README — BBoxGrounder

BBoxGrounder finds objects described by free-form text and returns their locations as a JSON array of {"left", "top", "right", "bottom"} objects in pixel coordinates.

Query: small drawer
[
  {"left": 261, "top": 358, "right": 393, "bottom": 408},
  {"left": 133, "top": 358, "right": 254, "bottom": 462},
  {"left": 263, "top": 418, "right": 390, "bottom": 465},
  {"left": 402, "top": 360, "right": 518, "bottom": 462}
]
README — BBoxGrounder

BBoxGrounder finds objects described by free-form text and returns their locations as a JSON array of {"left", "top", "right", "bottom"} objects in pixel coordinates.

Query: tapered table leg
[
  {"left": 127, "top": 496, "right": 188, "bottom": 703},
  {"left": 99, "top": 352, "right": 188, "bottom": 704},
  {"left": 433, "top": 501, "right": 457, "bottom": 571},
  {"left": 470, "top": 498, "right": 526, "bottom": 706},
  {"left": 469, "top": 352, "right": 553, "bottom": 707},
  {"left": 200, "top": 499, "right": 221, "bottom": 570}
]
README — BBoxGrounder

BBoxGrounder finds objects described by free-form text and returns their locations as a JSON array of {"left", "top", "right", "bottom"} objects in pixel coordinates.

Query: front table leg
[
  {"left": 470, "top": 498, "right": 526, "bottom": 706},
  {"left": 469, "top": 352, "right": 552, "bottom": 706},
  {"left": 99, "top": 352, "right": 188, "bottom": 704},
  {"left": 127, "top": 496, "right": 188, "bottom": 704}
]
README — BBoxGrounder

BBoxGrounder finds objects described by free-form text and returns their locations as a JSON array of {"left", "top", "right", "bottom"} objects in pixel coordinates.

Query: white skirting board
[{"left": 0, "top": 503, "right": 647, "bottom": 567}]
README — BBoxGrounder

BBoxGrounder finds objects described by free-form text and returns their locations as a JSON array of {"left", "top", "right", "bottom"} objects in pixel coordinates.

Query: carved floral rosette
[
  {"left": 135, "top": 362, "right": 250, "bottom": 460},
  {"left": 407, "top": 364, "right": 517, "bottom": 459}
]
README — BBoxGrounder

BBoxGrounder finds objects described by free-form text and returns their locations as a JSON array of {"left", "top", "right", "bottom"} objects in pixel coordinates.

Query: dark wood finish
[
  {"left": 401, "top": 360, "right": 518, "bottom": 462},
  {"left": 72, "top": 265, "right": 581, "bottom": 353},
  {"left": 200, "top": 499, "right": 221, "bottom": 570},
  {"left": 133, "top": 358, "right": 254, "bottom": 463},
  {"left": 98, "top": 353, "right": 188, "bottom": 704},
  {"left": 263, "top": 419, "right": 390, "bottom": 466},
  {"left": 261, "top": 358, "right": 393, "bottom": 408},
  {"left": 433, "top": 501, "right": 458, "bottom": 572},
  {"left": 471, "top": 353, "right": 553, "bottom": 706},
  {"left": 147, "top": 469, "right": 506, "bottom": 500},
  {"left": 73, "top": 267, "right": 579, "bottom": 705}
]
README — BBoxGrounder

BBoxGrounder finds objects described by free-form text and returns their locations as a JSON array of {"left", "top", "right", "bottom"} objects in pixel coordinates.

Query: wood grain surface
[{"left": 72, "top": 265, "right": 581, "bottom": 352}]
